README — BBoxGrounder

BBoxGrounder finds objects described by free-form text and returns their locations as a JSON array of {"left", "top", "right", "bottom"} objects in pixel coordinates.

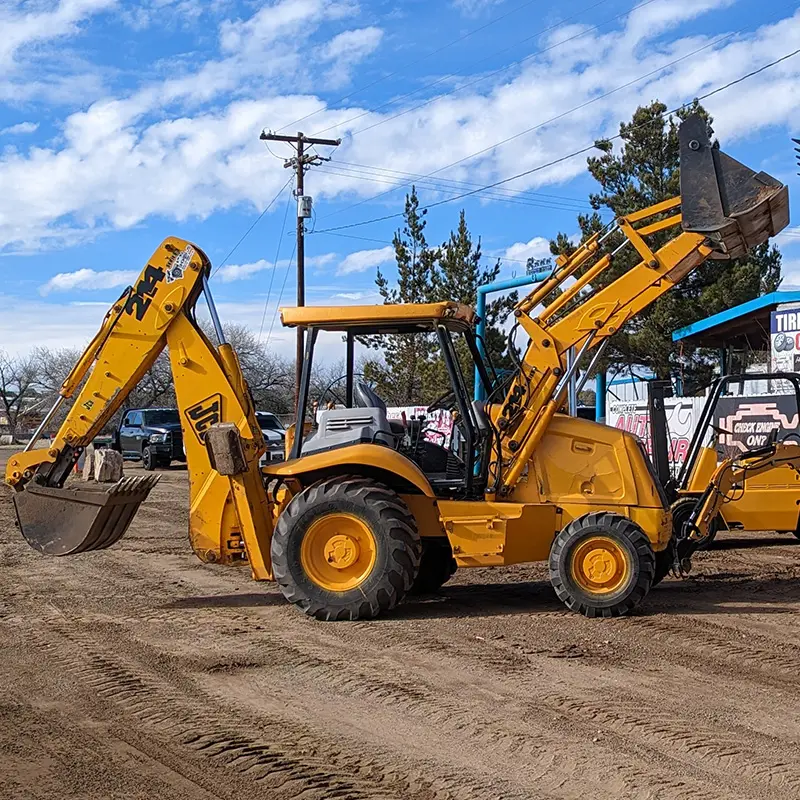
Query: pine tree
[
  {"left": 551, "top": 100, "right": 782, "bottom": 392},
  {"left": 364, "top": 188, "right": 440, "bottom": 404},
  {"left": 365, "top": 191, "right": 516, "bottom": 404}
]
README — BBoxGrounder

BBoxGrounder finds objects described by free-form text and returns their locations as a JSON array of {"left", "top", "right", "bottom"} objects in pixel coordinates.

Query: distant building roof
[{"left": 672, "top": 290, "right": 800, "bottom": 349}]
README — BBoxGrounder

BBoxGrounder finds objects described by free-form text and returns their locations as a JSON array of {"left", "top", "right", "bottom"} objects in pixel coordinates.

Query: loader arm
[
  {"left": 6, "top": 239, "right": 273, "bottom": 577},
  {"left": 678, "top": 440, "right": 800, "bottom": 560},
  {"left": 490, "top": 114, "right": 789, "bottom": 496}
]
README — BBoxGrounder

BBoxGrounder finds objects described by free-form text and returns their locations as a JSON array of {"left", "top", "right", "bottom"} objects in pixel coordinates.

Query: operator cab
[{"left": 280, "top": 302, "right": 496, "bottom": 499}]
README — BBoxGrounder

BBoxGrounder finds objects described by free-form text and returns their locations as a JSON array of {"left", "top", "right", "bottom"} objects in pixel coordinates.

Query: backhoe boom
[{"left": 7, "top": 239, "right": 273, "bottom": 575}]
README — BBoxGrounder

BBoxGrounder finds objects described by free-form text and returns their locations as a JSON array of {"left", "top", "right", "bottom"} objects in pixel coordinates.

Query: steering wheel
[
  {"left": 315, "top": 374, "right": 347, "bottom": 409},
  {"left": 427, "top": 389, "right": 456, "bottom": 413},
  {"left": 710, "top": 423, "right": 734, "bottom": 437}
]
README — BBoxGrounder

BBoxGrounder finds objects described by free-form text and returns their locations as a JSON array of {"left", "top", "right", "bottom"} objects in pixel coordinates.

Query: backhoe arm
[
  {"left": 6, "top": 239, "right": 273, "bottom": 577},
  {"left": 7, "top": 238, "right": 205, "bottom": 488},
  {"left": 489, "top": 113, "right": 789, "bottom": 496}
]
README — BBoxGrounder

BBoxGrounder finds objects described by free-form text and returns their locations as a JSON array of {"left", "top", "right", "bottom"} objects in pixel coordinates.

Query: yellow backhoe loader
[{"left": 6, "top": 114, "right": 790, "bottom": 619}]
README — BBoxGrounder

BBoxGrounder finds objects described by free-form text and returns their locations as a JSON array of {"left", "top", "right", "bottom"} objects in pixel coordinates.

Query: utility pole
[{"left": 260, "top": 130, "right": 341, "bottom": 397}]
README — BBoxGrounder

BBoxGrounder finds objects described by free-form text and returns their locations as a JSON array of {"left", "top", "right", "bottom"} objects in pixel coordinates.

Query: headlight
[{"left": 149, "top": 433, "right": 168, "bottom": 443}]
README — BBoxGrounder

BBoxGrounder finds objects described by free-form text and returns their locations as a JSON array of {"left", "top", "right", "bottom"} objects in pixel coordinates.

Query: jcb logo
[
  {"left": 125, "top": 265, "right": 165, "bottom": 321},
  {"left": 185, "top": 394, "right": 222, "bottom": 443}
]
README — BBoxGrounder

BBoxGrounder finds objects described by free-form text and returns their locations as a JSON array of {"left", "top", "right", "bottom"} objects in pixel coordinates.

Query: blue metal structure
[
  {"left": 672, "top": 290, "right": 800, "bottom": 345},
  {"left": 474, "top": 271, "right": 551, "bottom": 403}
]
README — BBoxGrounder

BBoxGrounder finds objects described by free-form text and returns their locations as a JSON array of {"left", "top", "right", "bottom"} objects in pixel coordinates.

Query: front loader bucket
[
  {"left": 13, "top": 475, "right": 160, "bottom": 556},
  {"left": 680, "top": 113, "right": 789, "bottom": 258}
]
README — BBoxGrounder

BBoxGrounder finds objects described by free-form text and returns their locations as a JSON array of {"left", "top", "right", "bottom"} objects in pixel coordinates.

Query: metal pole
[
  {"left": 202, "top": 273, "right": 227, "bottom": 345},
  {"left": 295, "top": 132, "right": 305, "bottom": 401},
  {"left": 24, "top": 396, "right": 64, "bottom": 452},
  {"left": 567, "top": 346, "right": 578, "bottom": 415},
  {"left": 345, "top": 331, "right": 354, "bottom": 407},
  {"left": 553, "top": 331, "right": 598, "bottom": 399},
  {"left": 576, "top": 339, "right": 610, "bottom": 396}
]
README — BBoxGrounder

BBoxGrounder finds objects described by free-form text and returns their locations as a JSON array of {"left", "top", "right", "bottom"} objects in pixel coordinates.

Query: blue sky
[{"left": 1, "top": 0, "right": 799, "bottom": 362}]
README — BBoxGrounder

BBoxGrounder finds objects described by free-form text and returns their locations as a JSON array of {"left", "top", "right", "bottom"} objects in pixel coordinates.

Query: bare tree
[{"left": 0, "top": 351, "right": 42, "bottom": 442}]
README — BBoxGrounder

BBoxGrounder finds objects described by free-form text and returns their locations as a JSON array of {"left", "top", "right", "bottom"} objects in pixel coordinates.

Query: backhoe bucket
[
  {"left": 680, "top": 113, "right": 789, "bottom": 258},
  {"left": 13, "top": 475, "right": 160, "bottom": 556}
]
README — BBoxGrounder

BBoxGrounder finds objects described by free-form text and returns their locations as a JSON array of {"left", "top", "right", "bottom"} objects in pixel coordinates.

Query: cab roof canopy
[{"left": 280, "top": 301, "right": 477, "bottom": 334}]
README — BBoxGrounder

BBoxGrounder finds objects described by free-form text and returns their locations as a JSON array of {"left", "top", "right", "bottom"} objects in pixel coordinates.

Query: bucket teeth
[{"left": 13, "top": 473, "right": 161, "bottom": 556}]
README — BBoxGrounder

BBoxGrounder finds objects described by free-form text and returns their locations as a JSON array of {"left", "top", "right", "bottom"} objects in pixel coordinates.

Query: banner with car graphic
[{"left": 771, "top": 305, "right": 800, "bottom": 372}]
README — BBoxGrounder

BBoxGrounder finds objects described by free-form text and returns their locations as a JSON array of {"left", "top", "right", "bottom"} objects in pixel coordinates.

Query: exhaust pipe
[{"left": 680, "top": 113, "right": 789, "bottom": 258}]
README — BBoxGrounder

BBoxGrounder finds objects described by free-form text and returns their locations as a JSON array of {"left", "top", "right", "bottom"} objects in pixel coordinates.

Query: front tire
[
  {"left": 671, "top": 496, "right": 717, "bottom": 550},
  {"left": 142, "top": 445, "right": 155, "bottom": 471},
  {"left": 549, "top": 512, "right": 655, "bottom": 618},
  {"left": 271, "top": 477, "right": 421, "bottom": 621}
]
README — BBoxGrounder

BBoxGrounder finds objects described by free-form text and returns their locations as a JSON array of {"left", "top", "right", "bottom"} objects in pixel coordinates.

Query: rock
[
  {"left": 94, "top": 447, "right": 123, "bottom": 482},
  {"left": 82, "top": 444, "right": 95, "bottom": 481}
]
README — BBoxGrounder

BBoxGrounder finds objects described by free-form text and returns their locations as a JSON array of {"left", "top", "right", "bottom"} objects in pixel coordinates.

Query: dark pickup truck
[{"left": 114, "top": 408, "right": 186, "bottom": 470}]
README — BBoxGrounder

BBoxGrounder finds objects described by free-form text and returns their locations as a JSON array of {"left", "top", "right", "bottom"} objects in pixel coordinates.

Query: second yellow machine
[{"left": 6, "top": 115, "right": 790, "bottom": 619}]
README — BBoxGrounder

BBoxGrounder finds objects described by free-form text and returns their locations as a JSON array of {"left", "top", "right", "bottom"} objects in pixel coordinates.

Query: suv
[
  {"left": 256, "top": 411, "right": 286, "bottom": 465},
  {"left": 115, "top": 408, "right": 186, "bottom": 470}
]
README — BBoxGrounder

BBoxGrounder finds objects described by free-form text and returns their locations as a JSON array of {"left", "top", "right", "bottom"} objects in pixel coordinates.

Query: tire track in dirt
[{"left": 9, "top": 614, "right": 529, "bottom": 800}]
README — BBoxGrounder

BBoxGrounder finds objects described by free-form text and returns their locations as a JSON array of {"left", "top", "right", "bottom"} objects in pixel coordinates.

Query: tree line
[{"left": 0, "top": 322, "right": 344, "bottom": 442}]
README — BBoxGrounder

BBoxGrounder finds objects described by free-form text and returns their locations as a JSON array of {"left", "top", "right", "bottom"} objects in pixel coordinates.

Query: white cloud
[
  {"left": 217, "top": 258, "right": 272, "bottom": 283},
  {"left": 1, "top": 2, "right": 799, "bottom": 254},
  {"left": 39, "top": 268, "right": 137, "bottom": 295},
  {"left": 452, "top": 0, "right": 503, "bottom": 15},
  {"left": 336, "top": 246, "right": 394, "bottom": 275},
  {"left": 1, "top": 121, "right": 39, "bottom": 136},
  {"left": 217, "top": 252, "right": 336, "bottom": 282},
  {"left": 502, "top": 236, "right": 551, "bottom": 265},
  {"left": 0, "top": 0, "right": 114, "bottom": 69},
  {"left": 320, "top": 27, "right": 384, "bottom": 88}
]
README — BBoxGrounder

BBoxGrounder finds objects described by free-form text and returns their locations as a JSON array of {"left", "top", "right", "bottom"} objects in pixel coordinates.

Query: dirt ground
[{"left": 3, "top": 453, "right": 800, "bottom": 800}]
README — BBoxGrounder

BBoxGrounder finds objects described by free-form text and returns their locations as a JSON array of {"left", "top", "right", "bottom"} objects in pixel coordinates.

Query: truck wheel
[
  {"left": 671, "top": 496, "right": 717, "bottom": 550},
  {"left": 271, "top": 477, "right": 421, "bottom": 621},
  {"left": 142, "top": 446, "right": 155, "bottom": 471},
  {"left": 410, "top": 538, "right": 457, "bottom": 595},
  {"left": 549, "top": 512, "right": 655, "bottom": 618}
]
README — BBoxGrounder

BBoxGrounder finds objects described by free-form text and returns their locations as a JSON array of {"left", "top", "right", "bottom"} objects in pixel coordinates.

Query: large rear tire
[
  {"left": 410, "top": 538, "right": 457, "bottom": 595},
  {"left": 549, "top": 512, "right": 655, "bottom": 618},
  {"left": 271, "top": 477, "right": 421, "bottom": 621}
]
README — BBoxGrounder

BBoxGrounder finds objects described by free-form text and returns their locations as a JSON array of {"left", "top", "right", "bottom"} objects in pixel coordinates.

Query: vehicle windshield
[
  {"left": 144, "top": 409, "right": 180, "bottom": 426},
  {"left": 257, "top": 412, "right": 285, "bottom": 431}
]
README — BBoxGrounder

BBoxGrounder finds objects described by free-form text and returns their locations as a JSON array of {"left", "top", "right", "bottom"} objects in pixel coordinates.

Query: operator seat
[{"left": 300, "top": 380, "right": 396, "bottom": 456}]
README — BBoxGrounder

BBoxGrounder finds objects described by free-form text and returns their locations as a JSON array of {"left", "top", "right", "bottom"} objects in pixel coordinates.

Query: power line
[
  {"left": 321, "top": 24, "right": 744, "bottom": 223},
  {"left": 317, "top": 165, "right": 592, "bottom": 213},
  {"left": 309, "top": 228, "right": 540, "bottom": 266},
  {"left": 257, "top": 189, "right": 294, "bottom": 343},
  {"left": 272, "top": 0, "right": 545, "bottom": 134},
  {"left": 210, "top": 175, "right": 293, "bottom": 278},
  {"left": 312, "top": 46, "right": 800, "bottom": 235},
  {"left": 265, "top": 243, "right": 298, "bottom": 346},
  {"left": 332, "top": 160, "right": 593, "bottom": 204},
  {"left": 308, "top": 0, "right": 620, "bottom": 139}
]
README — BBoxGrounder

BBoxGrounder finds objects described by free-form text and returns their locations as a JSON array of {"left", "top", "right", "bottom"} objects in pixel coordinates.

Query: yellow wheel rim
[
  {"left": 300, "top": 513, "right": 377, "bottom": 592},
  {"left": 570, "top": 536, "right": 631, "bottom": 595}
]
